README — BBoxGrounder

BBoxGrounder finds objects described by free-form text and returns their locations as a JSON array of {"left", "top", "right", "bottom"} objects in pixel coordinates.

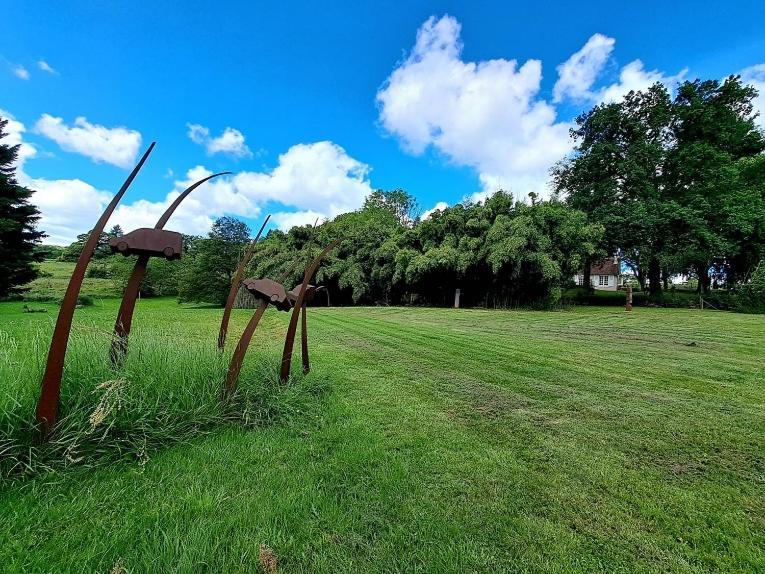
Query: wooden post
[
  {"left": 454, "top": 288, "right": 461, "bottom": 309},
  {"left": 625, "top": 284, "right": 633, "bottom": 311}
]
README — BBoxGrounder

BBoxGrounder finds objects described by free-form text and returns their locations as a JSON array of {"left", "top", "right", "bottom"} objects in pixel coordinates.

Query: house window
[
  {"left": 599, "top": 275, "right": 609, "bottom": 286},
  {"left": 575, "top": 275, "right": 582, "bottom": 285}
]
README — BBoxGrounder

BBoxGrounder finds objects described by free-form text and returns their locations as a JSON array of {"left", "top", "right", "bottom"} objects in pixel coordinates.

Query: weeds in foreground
[{"left": 0, "top": 326, "right": 328, "bottom": 480}]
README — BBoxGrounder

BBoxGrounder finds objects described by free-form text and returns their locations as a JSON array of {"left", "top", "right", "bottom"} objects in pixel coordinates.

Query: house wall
[{"left": 574, "top": 274, "right": 619, "bottom": 291}]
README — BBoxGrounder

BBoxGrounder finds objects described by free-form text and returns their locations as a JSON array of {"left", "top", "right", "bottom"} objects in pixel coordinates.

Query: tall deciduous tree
[
  {"left": 0, "top": 117, "right": 44, "bottom": 298},
  {"left": 552, "top": 84, "right": 674, "bottom": 296},
  {"left": 666, "top": 77, "right": 765, "bottom": 290},
  {"left": 554, "top": 76, "right": 765, "bottom": 295},
  {"left": 177, "top": 216, "right": 251, "bottom": 305}
]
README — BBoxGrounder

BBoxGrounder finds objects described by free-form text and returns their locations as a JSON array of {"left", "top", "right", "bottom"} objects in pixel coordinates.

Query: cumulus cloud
[
  {"left": 378, "top": 16, "right": 689, "bottom": 202},
  {"left": 740, "top": 63, "right": 765, "bottom": 127},
  {"left": 12, "top": 65, "right": 29, "bottom": 80},
  {"left": 187, "top": 123, "right": 253, "bottom": 158},
  {"left": 110, "top": 141, "right": 370, "bottom": 236},
  {"left": 35, "top": 114, "right": 142, "bottom": 168},
  {"left": 271, "top": 210, "right": 325, "bottom": 231},
  {"left": 4, "top": 111, "right": 374, "bottom": 243},
  {"left": 0, "top": 108, "right": 37, "bottom": 168},
  {"left": 377, "top": 14, "right": 572, "bottom": 200},
  {"left": 597, "top": 60, "right": 686, "bottom": 103},
  {"left": 553, "top": 33, "right": 615, "bottom": 102},
  {"left": 422, "top": 201, "right": 449, "bottom": 220},
  {"left": 37, "top": 60, "right": 57, "bottom": 75}
]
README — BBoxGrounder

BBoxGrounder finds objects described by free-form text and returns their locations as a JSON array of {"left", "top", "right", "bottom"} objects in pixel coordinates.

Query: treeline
[{"left": 64, "top": 192, "right": 602, "bottom": 309}]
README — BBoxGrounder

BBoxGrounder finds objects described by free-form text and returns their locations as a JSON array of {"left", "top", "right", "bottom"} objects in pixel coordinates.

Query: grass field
[
  {"left": 24, "top": 260, "right": 120, "bottom": 301},
  {"left": 1, "top": 298, "right": 763, "bottom": 573}
]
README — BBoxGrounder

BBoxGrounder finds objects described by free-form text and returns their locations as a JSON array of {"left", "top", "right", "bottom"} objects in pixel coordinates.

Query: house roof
[{"left": 590, "top": 259, "right": 620, "bottom": 276}]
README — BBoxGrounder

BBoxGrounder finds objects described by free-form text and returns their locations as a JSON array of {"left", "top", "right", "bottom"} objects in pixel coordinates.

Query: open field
[{"left": 1, "top": 299, "right": 763, "bottom": 573}]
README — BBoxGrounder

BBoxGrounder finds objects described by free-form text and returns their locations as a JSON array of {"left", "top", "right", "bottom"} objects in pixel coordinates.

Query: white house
[{"left": 573, "top": 257, "right": 622, "bottom": 291}]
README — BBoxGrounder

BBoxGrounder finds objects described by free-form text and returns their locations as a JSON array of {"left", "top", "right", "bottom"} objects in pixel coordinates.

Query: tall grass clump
[{"left": 0, "top": 324, "right": 328, "bottom": 480}]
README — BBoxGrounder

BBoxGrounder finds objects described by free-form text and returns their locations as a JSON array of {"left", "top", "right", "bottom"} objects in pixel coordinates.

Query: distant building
[{"left": 573, "top": 257, "right": 622, "bottom": 291}]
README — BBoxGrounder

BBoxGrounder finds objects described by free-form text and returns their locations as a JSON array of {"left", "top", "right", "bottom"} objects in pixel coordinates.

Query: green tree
[
  {"left": 177, "top": 216, "right": 251, "bottom": 305},
  {"left": 553, "top": 83, "right": 674, "bottom": 296},
  {"left": 0, "top": 117, "right": 44, "bottom": 298},
  {"left": 665, "top": 77, "right": 765, "bottom": 291}
]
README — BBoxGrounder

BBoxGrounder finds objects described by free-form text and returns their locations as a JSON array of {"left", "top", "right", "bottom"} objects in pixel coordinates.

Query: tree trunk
[
  {"left": 696, "top": 263, "right": 710, "bottom": 294},
  {"left": 583, "top": 256, "right": 592, "bottom": 290},
  {"left": 648, "top": 257, "right": 662, "bottom": 297},
  {"left": 662, "top": 266, "right": 669, "bottom": 291}
]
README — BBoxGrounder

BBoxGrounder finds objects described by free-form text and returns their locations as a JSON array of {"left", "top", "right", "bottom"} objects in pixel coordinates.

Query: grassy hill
[
  {"left": 1, "top": 299, "right": 763, "bottom": 572},
  {"left": 22, "top": 259, "right": 120, "bottom": 301}
]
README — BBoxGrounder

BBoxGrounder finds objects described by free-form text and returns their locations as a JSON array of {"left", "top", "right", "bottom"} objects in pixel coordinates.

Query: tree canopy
[{"left": 554, "top": 76, "right": 765, "bottom": 295}]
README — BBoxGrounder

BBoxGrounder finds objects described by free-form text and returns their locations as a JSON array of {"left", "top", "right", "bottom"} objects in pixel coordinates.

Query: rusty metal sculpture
[
  {"left": 222, "top": 276, "right": 292, "bottom": 397},
  {"left": 223, "top": 242, "right": 337, "bottom": 396},
  {"left": 35, "top": 143, "right": 156, "bottom": 438},
  {"left": 109, "top": 172, "right": 230, "bottom": 366},
  {"left": 218, "top": 215, "right": 271, "bottom": 349},
  {"left": 280, "top": 242, "right": 337, "bottom": 382},
  {"left": 286, "top": 284, "right": 326, "bottom": 374}
]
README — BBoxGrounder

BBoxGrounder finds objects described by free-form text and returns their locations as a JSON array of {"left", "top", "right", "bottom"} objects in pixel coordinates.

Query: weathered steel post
[
  {"left": 218, "top": 215, "right": 271, "bottom": 349},
  {"left": 280, "top": 241, "right": 338, "bottom": 382},
  {"left": 109, "top": 172, "right": 230, "bottom": 366},
  {"left": 286, "top": 284, "right": 325, "bottom": 374},
  {"left": 35, "top": 143, "right": 155, "bottom": 438}
]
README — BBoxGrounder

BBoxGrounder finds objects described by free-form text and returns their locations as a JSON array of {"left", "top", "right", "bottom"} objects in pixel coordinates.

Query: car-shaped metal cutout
[
  {"left": 242, "top": 277, "right": 291, "bottom": 311},
  {"left": 110, "top": 228, "right": 183, "bottom": 260},
  {"left": 286, "top": 284, "right": 326, "bottom": 304}
]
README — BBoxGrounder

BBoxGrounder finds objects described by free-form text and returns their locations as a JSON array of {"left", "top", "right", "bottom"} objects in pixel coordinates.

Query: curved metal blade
[
  {"left": 218, "top": 214, "right": 271, "bottom": 349},
  {"left": 280, "top": 240, "right": 338, "bottom": 382},
  {"left": 223, "top": 299, "right": 269, "bottom": 398},
  {"left": 36, "top": 142, "right": 155, "bottom": 437},
  {"left": 109, "top": 172, "right": 230, "bottom": 367}
]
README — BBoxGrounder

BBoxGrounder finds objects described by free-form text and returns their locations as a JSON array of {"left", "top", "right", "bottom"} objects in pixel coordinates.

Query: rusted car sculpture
[
  {"left": 110, "top": 228, "right": 183, "bottom": 259},
  {"left": 223, "top": 276, "right": 292, "bottom": 396},
  {"left": 218, "top": 215, "right": 270, "bottom": 349},
  {"left": 108, "top": 172, "right": 229, "bottom": 366},
  {"left": 223, "top": 241, "right": 337, "bottom": 397}
]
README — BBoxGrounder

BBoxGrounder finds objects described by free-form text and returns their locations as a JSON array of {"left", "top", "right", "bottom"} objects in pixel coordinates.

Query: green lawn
[{"left": 1, "top": 299, "right": 763, "bottom": 573}]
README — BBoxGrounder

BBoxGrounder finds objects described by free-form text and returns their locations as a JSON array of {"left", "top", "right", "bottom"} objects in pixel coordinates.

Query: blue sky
[{"left": 2, "top": 1, "right": 764, "bottom": 244}]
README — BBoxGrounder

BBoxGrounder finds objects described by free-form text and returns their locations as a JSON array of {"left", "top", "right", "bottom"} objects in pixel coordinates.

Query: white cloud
[
  {"left": 0, "top": 109, "right": 37, "bottom": 167},
  {"left": 231, "top": 141, "right": 372, "bottom": 215},
  {"left": 12, "top": 65, "right": 29, "bottom": 80},
  {"left": 422, "top": 201, "right": 449, "bottom": 220},
  {"left": 271, "top": 210, "right": 325, "bottom": 231},
  {"left": 109, "top": 142, "right": 369, "bottom": 237},
  {"left": 35, "top": 114, "right": 142, "bottom": 168},
  {"left": 187, "top": 123, "right": 253, "bottom": 158},
  {"left": 378, "top": 16, "right": 689, "bottom": 200},
  {"left": 377, "top": 15, "right": 572, "bottom": 200},
  {"left": 597, "top": 60, "right": 686, "bottom": 103},
  {"left": 553, "top": 33, "right": 615, "bottom": 102},
  {"left": 4, "top": 114, "right": 373, "bottom": 244},
  {"left": 740, "top": 63, "right": 765, "bottom": 128},
  {"left": 25, "top": 176, "right": 112, "bottom": 245},
  {"left": 37, "top": 60, "right": 57, "bottom": 75}
]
